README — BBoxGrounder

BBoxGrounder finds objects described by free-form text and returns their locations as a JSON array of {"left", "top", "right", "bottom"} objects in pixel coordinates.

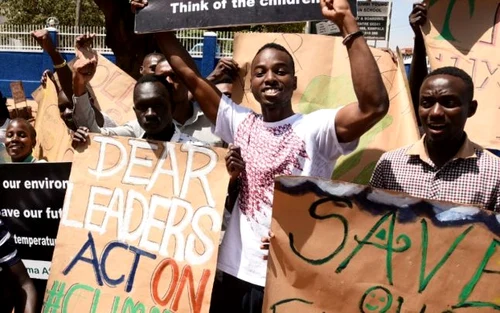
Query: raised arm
[
  {"left": 32, "top": 29, "right": 73, "bottom": 101},
  {"left": 409, "top": 2, "right": 428, "bottom": 121},
  {"left": 155, "top": 32, "right": 233, "bottom": 124},
  {"left": 321, "top": 0, "right": 390, "bottom": 143},
  {"left": 72, "top": 34, "right": 101, "bottom": 132}
]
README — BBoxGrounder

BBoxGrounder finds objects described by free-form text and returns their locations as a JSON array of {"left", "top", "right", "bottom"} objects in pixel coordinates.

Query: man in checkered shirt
[
  {"left": 0, "top": 218, "right": 37, "bottom": 312},
  {"left": 370, "top": 67, "right": 500, "bottom": 212}
]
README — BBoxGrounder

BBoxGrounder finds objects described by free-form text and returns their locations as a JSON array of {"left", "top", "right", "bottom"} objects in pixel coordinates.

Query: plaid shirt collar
[{"left": 406, "top": 134, "right": 481, "bottom": 165}]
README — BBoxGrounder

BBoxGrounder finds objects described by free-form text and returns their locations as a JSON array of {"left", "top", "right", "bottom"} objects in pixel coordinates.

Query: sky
[
  {"left": 388, "top": 0, "right": 415, "bottom": 49},
  {"left": 368, "top": 0, "right": 415, "bottom": 49}
]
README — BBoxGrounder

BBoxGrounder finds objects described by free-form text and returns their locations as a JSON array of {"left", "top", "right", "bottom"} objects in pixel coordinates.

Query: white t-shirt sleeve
[
  {"left": 214, "top": 95, "right": 253, "bottom": 144},
  {"left": 306, "top": 109, "right": 359, "bottom": 160}
]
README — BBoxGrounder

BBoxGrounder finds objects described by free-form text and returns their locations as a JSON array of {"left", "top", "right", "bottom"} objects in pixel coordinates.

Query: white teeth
[{"left": 264, "top": 88, "right": 280, "bottom": 95}]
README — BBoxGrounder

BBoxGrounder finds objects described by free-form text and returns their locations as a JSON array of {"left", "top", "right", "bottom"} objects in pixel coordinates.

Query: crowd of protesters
[{"left": 0, "top": 0, "right": 499, "bottom": 312}]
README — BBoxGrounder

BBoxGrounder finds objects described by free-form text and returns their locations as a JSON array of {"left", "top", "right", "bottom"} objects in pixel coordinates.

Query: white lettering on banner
[
  {"left": 2, "top": 179, "right": 68, "bottom": 190},
  {"left": 13, "top": 235, "right": 56, "bottom": 248},
  {"left": 170, "top": 0, "right": 210, "bottom": 13},
  {"left": 259, "top": 0, "right": 319, "bottom": 6},
  {"left": 22, "top": 259, "right": 52, "bottom": 280},
  {"left": 62, "top": 135, "right": 222, "bottom": 263},
  {"left": 1, "top": 208, "right": 62, "bottom": 220}
]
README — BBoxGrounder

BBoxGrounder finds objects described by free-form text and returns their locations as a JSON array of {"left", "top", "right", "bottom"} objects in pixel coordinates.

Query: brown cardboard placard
[
  {"left": 264, "top": 176, "right": 500, "bottom": 312},
  {"left": 32, "top": 79, "right": 73, "bottom": 162},
  {"left": 423, "top": 0, "right": 500, "bottom": 149},
  {"left": 10, "top": 81, "right": 27, "bottom": 104},
  {"left": 44, "top": 135, "right": 229, "bottom": 313},
  {"left": 69, "top": 53, "right": 137, "bottom": 126},
  {"left": 231, "top": 33, "right": 420, "bottom": 184}
]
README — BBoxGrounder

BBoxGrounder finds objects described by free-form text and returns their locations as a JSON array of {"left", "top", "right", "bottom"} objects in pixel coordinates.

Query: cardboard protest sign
[
  {"left": 32, "top": 79, "right": 74, "bottom": 162},
  {"left": 232, "top": 33, "right": 419, "bottom": 184},
  {"left": 135, "top": 0, "right": 356, "bottom": 32},
  {"left": 423, "top": 0, "right": 500, "bottom": 149},
  {"left": 0, "top": 162, "right": 71, "bottom": 312},
  {"left": 315, "top": 1, "right": 392, "bottom": 40},
  {"left": 43, "top": 135, "right": 229, "bottom": 313},
  {"left": 10, "top": 81, "right": 27, "bottom": 104},
  {"left": 86, "top": 54, "right": 137, "bottom": 126},
  {"left": 265, "top": 176, "right": 500, "bottom": 312},
  {"left": 9, "top": 81, "right": 34, "bottom": 120}
]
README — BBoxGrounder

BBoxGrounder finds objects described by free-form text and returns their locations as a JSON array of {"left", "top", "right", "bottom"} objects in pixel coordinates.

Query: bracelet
[
  {"left": 342, "top": 30, "right": 364, "bottom": 46},
  {"left": 53, "top": 60, "right": 67, "bottom": 69}
]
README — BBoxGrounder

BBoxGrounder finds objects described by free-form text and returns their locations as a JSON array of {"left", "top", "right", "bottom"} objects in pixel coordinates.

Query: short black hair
[
  {"left": 143, "top": 52, "right": 165, "bottom": 63},
  {"left": 254, "top": 43, "right": 295, "bottom": 74},
  {"left": 134, "top": 74, "right": 176, "bottom": 111},
  {"left": 0, "top": 91, "right": 9, "bottom": 119},
  {"left": 424, "top": 66, "right": 474, "bottom": 102},
  {"left": 9, "top": 118, "right": 36, "bottom": 141},
  {"left": 212, "top": 74, "right": 234, "bottom": 85}
]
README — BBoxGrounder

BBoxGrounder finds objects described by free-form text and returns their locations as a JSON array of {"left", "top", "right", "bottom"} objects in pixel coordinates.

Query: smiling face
[
  {"left": 360, "top": 286, "right": 393, "bottom": 313},
  {"left": 133, "top": 81, "right": 173, "bottom": 135},
  {"left": 250, "top": 48, "right": 297, "bottom": 111},
  {"left": 5, "top": 119, "right": 36, "bottom": 162},
  {"left": 419, "top": 74, "right": 476, "bottom": 144}
]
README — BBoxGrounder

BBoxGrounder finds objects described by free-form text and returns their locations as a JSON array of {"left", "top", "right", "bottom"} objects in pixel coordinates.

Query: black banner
[
  {"left": 0, "top": 162, "right": 71, "bottom": 311},
  {"left": 135, "top": 0, "right": 357, "bottom": 33}
]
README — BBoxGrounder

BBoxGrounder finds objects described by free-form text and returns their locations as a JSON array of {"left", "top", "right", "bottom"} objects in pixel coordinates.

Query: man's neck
[
  {"left": 145, "top": 124, "right": 176, "bottom": 142},
  {"left": 261, "top": 104, "right": 295, "bottom": 123},
  {"left": 425, "top": 133, "right": 466, "bottom": 168},
  {"left": 173, "top": 100, "right": 194, "bottom": 125}
]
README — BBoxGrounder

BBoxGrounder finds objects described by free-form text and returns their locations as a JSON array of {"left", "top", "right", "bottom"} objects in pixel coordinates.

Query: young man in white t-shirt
[{"left": 133, "top": 0, "right": 391, "bottom": 311}]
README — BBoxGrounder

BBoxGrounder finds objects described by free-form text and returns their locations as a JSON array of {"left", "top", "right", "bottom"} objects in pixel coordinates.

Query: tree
[{"left": 0, "top": 0, "right": 104, "bottom": 26}]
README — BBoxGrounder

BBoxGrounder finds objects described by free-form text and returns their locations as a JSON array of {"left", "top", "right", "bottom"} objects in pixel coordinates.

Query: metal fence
[
  {"left": 58, "top": 25, "right": 111, "bottom": 53},
  {"left": 0, "top": 24, "right": 234, "bottom": 57},
  {"left": 175, "top": 29, "right": 234, "bottom": 58}
]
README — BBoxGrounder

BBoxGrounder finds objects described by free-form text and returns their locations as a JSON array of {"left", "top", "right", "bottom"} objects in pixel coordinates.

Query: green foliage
[{"left": 0, "top": 0, "right": 104, "bottom": 26}]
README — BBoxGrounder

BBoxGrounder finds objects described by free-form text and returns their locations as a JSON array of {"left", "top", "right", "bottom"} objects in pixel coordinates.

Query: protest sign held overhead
[
  {"left": 314, "top": 1, "right": 392, "bottom": 41},
  {"left": 10, "top": 81, "right": 27, "bottom": 104},
  {"left": 71, "top": 53, "right": 137, "bottom": 126},
  {"left": 87, "top": 54, "right": 137, "bottom": 125},
  {"left": 0, "top": 162, "right": 71, "bottom": 312},
  {"left": 134, "top": 0, "right": 356, "bottom": 33},
  {"left": 231, "top": 32, "right": 419, "bottom": 184},
  {"left": 265, "top": 176, "right": 500, "bottom": 312},
  {"left": 423, "top": 0, "right": 500, "bottom": 149},
  {"left": 44, "top": 135, "right": 229, "bottom": 313},
  {"left": 32, "top": 78, "right": 73, "bottom": 162}
]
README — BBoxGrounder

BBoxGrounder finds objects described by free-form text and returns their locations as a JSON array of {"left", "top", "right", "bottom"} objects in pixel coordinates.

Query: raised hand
[
  {"left": 31, "top": 29, "right": 56, "bottom": 53},
  {"left": 320, "top": 0, "right": 354, "bottom": 26},
  {"left": 75, "top": 33, "right": 97, "bottom": 62},
  {"left": 409, "top": 2, "right": 427, "bottom": 34},
  {"left": 71, "top": 127, "right": 90, "bottom": 149},
  {"left": 207, "top": 58, "right": 239, "bottom": 82},
  {"left": 40, "top": 70, "right": 54, "bottom": 88},
  {"left": 72, "top": 57, "right": 97, "bottom": 87},
  {"left": 73, "top": 34, "right": 98, "bottom": 95},
  {"left": 131, "top": 0, "right": 148, "bottom": 13}
]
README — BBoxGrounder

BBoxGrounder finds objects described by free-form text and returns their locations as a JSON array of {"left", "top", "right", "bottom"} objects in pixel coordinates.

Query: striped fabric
[{"left": 0, "top": 218, "right": 19, "bottom": 267}]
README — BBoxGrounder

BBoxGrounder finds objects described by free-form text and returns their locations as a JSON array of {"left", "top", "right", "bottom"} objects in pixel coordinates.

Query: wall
[{"left": 0, "top": 31, "right": 218, "bottom": 99}]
